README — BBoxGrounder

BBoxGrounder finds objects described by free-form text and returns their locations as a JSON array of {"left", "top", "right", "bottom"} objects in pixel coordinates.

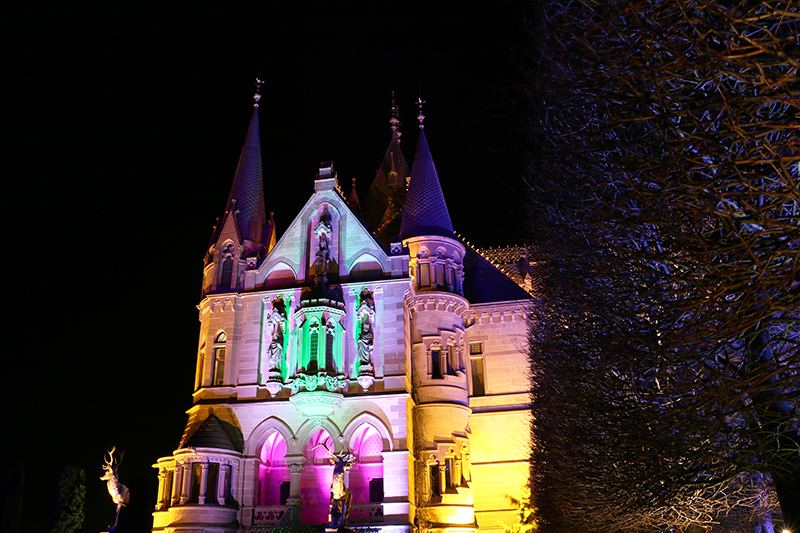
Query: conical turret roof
[
  {"left": 363, "top": 118, "right": 409, "bottom": 244},
  {"left": 224, "top": 105, "right": 268, "bottom": 245},
  {"left": 400, "top": 126, "right": 454, "bottom": 239}
]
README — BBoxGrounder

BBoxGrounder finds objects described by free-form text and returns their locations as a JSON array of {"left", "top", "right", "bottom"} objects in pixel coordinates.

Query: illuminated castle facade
[{"left": 151, "top": 98, "right": 532, "bottom": 533}]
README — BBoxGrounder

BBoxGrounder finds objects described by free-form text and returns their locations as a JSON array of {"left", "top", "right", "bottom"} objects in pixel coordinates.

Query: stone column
[
  {"left": 438, "top": 464, "right": 447, "bottom": 494},
  {"left": 156, "top": 469, "right": 167, "bottom": 510},
  {"left": 199, "top": 463, "right": 209, "bottom": 504},
  {"left": 217, "top": 464, "right": 228, "bottom": 505},
  {"left": 172, "top": 464, "right": 183, "bottom": 505},
  {"left": 179, "top": 463, "right": 192, "bottom": 504},
  {"left": 454, "top": 459, "right": 462, "bottom": 488},
  {"left": 286, "top": 462, "right": 305, "bottom": 505}
]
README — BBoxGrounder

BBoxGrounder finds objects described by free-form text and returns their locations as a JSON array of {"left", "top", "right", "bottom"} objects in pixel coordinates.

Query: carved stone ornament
[{"left": 290, "top": 373, "right": 349, "bottom": 395}]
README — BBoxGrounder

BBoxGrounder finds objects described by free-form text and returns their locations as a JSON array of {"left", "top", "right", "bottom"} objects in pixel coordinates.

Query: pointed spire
[
  {"left": 362, "top": 94, "right": 411, "bottom": 244},
  {"left": 222, "top": 79, "right": 270, "bottom": 248},
  {"left": 400, "top": 105, "right": 454, "bottom": 239}
]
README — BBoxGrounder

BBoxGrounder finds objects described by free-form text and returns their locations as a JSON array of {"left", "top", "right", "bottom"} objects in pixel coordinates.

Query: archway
[
  {"left": 348, "top": 424, "right": 384, "bottom": 506},
  {"left": 300, "top": 429, "right": 334, "bottom": 524},
  {"left": 256, "top": 431, "right": 289, "bottom": 506}
]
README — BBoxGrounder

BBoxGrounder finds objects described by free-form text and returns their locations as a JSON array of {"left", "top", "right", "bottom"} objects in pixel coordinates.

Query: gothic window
[
  {"left": 429, "top": 463, "right": 441, "bottom": 497},
  {"left": 256, "top": 431, "right": 289, "bottom": 506},
  {"left": 325, "top": 326, "right": 335, "bottom": 372},
  {"left": 308, "top": 321, "right": 320, "bottom": 373},
  {"left": 447, "top": 345, "right": 457, "bottom": 376},
  {"left": 431, "top": 348, "right": 443, "bottom": 379},
  {"left": 470, "top": 357, "right": 486, "bottom": 397},
  {"left": 213, "top": 333, "right": 227, "bottom": 386},
  {"left": 220, "top": 256, "right": 233, "bottom": 288},
  {"left": 301, "top": 430, "right": 335, "bottom": 524},
  {"left": 444, "top": 458, "right": 454, "bottom": 488},
  {"left": 349, "top": 424, "right": 384, "bottom": 505}
]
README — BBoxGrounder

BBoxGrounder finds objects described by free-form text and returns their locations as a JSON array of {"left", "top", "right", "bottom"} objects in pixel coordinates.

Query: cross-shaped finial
[{"left": 417, "top": 97, "right": 426, "bottom": 127}]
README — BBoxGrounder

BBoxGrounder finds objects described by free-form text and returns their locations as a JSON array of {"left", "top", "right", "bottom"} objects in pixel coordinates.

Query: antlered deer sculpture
[
  {"left": 100, "top": 446, "right": 130, "bottom": 530},
  {"left": 314, "top": 444, "right": 356, "bottom": 526}
]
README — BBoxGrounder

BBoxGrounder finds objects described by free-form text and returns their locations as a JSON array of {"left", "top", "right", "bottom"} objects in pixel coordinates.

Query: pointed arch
[
  {"left": 342, "top": 412, "right": 394, "bottom": 452},
  {"left": 295, "top": 418, "right": 342, "bottom": 453},
  {"left": 246, "top": 416, "right": 296, "bottom": 456}
]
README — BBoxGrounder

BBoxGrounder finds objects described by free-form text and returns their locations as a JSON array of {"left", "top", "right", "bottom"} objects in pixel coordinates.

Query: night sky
[{"left": 6, "top": 3, "right": 532, "bottom": 531}]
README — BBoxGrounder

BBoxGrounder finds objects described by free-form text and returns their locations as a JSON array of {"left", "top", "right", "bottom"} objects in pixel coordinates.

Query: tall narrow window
[
  {"left": 431, "top": 349, "right": 443, "bottom": 379},
  {"left": 213, "top": 333, "right": 227, "bottom": 386},
  {"left": 325, "top": 327, "right": 335, "bottom": 372},
  {"left": 419, "top": 264, "right": 430, "bottom": 288},
  {"left": 220, "top": 256, "right": 233, "bottom": 288},
  {"left": 447, "top": 345, "right": 457, "bottom": 376},
  {"left": 308, "top": 323, "right": 319, "bottom": 373},
  {"left": 429, "top": 464, "right": 441, "bottom": 497},
  {"left": 436, "top": 264, "right": 445, "bottom": 288},
  {"left": 470, "top": 357, "right": 485, "bottom": 397}
]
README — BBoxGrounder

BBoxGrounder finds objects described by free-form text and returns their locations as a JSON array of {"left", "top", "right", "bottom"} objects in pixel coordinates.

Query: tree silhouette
[{"left": 525, "top": 0, "right": 799, "bottom": 531}]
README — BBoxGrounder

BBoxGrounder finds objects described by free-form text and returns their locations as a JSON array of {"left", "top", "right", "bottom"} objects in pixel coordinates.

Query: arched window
[
  {"left": 220, "top": 256, "right": 233, "bottom": 288},
  {"left": 212, "top": 332, "right": 227, "bottom": 386},
  {"left": 348, "top": 424, "right": 384, "bottom": 505},
  {"left": 325, "top": 322, "right": 335, "bottom": 372},
  {"left": 256, "top": 432, "right": 289, "bottom": 506},
  {"left": 300, "top": 430, "right": 334, "bottom": 524},
  {"left": 307, "top": 320, "right": 320, "bottom": 373}
]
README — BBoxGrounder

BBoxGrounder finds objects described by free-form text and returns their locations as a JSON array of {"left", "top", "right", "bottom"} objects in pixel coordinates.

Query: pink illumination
[
  {"left": 349, "top": 424, "right": 384, "bottom": 504},
  {"left": 300, "top": 430, "right": 334, "bottom": 524},
  {"left": 256, "top": 432, "right": 289, "bottom": 505}
]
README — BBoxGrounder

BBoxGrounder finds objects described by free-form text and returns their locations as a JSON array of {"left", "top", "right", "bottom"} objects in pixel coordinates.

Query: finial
[
  {"left": 417, "top": 97, "right": 426, "bottom": 128},
  {"left": 390, "top": 91, "right": 401, "bottom": 140},
  {"left": 254, "top": 78, "right": 264, "bottom": 107}
]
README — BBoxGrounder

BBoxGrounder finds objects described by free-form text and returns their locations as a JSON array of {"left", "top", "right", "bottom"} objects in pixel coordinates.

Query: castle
[{"left": 151, "top": 92, "right": 532, "bottom": 533}]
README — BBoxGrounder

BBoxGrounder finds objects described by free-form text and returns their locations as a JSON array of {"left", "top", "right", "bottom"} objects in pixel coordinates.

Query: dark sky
[{"left": 6, "top": 2, "right": 532, "bottom": 531}]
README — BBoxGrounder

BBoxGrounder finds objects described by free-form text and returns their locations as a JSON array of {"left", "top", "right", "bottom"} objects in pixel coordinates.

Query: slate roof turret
[{"left": 400, "top": 124, "right": 454, "bottom": 239}]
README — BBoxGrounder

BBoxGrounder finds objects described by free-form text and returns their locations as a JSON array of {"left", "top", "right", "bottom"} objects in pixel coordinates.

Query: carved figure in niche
[
  {"left": 314, "top": 444, "right": 356, "bottom": 527},
  {"left": 100, "top": 446, "right": 130, "bottom": 531},
  {"left": 357, "top": 316, "right": 374, "bottom": 367},
  {"left": 357, "top": 289, "right": 376, "bottom": 375},
  {"left": 314, "top": 232, "right": 331, "bottom": 281},
  {"left": 359, "top": 288, "right": 375, "bottom": 311},
  {"left": 266, "top": 299, "right": 287, "bottom": 370}
]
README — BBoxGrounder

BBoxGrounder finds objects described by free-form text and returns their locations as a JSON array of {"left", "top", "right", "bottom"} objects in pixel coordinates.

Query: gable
[{"left": 253, "top": 179, "right": 392, "bottom": 288}]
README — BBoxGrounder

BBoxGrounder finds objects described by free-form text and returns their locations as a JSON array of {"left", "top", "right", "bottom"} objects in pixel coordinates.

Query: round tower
[{"left": 402, "top": 113, "right": 476, "bottom": 533}]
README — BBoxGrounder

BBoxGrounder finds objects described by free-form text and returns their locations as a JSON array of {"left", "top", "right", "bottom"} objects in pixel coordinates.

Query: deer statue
[
  {"left": 314, "top": 444, "right": 356, "bottom": 526},
  {"left": 100, "top": 446, "right": 130, "bottom": 531}
]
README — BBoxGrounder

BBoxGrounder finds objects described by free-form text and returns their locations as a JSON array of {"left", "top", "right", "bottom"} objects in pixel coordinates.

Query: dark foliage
[{"left": 525, "top": 0, "right": 799, "bottom": 531}]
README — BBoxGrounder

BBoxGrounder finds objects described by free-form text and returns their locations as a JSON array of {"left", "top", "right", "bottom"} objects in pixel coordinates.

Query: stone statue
[
  {"left": 357, "top": 316, "right": 374, "bottom": 366},
  {"left": 315, "top": 444, "right": 356, "bottom": 527},
  {"left": 267, "top": 309, "right": 285, "bottom": 372},
  {"left": 100, "top": 446, "right": 130, "bottom": 531},
  {"left": 315, "top": 232, "right": 331, "bottom": 281}
]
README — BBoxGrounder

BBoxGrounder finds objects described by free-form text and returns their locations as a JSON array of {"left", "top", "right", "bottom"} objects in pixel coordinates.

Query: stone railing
[
  {"left": 348, "top": 503, "right": 384, "bottom": 523},
  {"left": 253, "top": 505, "right": 289, "bottom": 525}
]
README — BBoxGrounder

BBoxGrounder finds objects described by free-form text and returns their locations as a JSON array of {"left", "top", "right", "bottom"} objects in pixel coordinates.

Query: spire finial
[
  {"left": 390, "top": 91, "right": 401, "bottom": 141},
  {"left": 254, "top": 78, "right": 264, "bottom": 107},
  {"left": 417, "top": 97, "right": 426, "bottom": 128}
]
